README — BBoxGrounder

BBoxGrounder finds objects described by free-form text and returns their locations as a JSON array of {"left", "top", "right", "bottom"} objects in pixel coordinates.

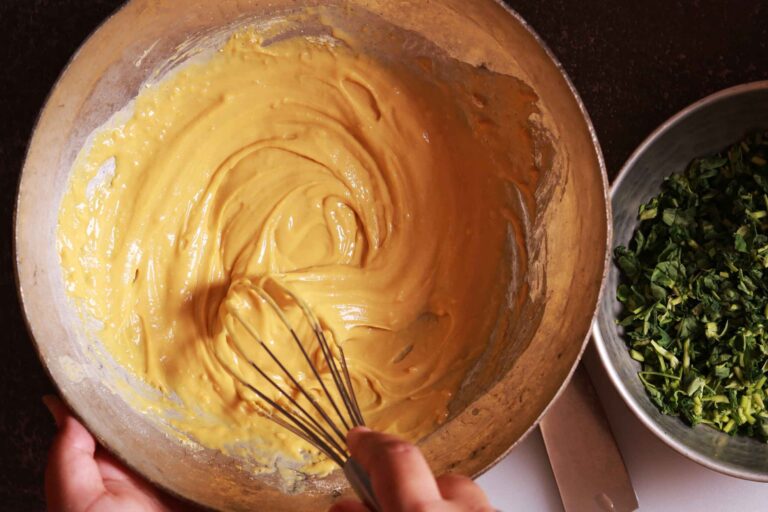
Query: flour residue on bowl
[{"left": 57, "top": 20, "right": 546, "bottom": 477}]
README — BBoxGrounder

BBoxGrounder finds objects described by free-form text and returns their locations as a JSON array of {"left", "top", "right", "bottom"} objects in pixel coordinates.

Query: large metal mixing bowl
[
  {"left": 594, "top": 81, "right": 768, "bottom": 481},
  {"left": 16, "top": 1, "right": 609, "bottom": 510}
]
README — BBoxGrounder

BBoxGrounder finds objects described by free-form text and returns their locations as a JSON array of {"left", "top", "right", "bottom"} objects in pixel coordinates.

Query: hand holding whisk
[
  {"left": 42, "top": 274, "right": 496, "bottom": 511},
  {"left": 214, "top": 276, "right": 380, "bottom": 511}
]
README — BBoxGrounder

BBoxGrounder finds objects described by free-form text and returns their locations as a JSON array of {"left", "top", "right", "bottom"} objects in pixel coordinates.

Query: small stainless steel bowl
[{"left": 593, "top": 81, "right": 768, "bottom": 481}]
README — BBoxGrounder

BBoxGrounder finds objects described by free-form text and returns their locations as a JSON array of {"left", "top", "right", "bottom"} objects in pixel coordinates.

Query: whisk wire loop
[
  {"left": 225, "top": 306, "right": 349, "bottom": 455},
  {"left": 250, "top": 285, "right": 357, "bottom": 432},
  {"left": 337, "top": 343, "right": 366, "bottom": 426},
  {"left": 218, "top": 277, "right": 379, "bottom": 511},
  {"left": 220, "top": 278, "right": 369, "bottom": 453},
  {"left": 212, "top": 323, "right": 347, "bottom": 464}
]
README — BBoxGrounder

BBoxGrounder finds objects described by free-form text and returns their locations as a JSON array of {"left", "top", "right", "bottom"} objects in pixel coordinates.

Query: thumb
[{"left": 44, "top": 395, "right": 105, "bottom": 512}]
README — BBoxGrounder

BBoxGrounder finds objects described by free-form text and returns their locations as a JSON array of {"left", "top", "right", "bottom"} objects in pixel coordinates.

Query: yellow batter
[{"left": 58, "top": 29, "right": 512, "bottom": 473}]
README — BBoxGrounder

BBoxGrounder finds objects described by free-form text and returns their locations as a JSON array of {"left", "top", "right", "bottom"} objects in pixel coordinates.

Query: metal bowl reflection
[
  {"left": 16, "top": 0, "right": 609, "bottom": 509},
  {"left": 594, "top": 81, "right": 768, "bottom": 481}
]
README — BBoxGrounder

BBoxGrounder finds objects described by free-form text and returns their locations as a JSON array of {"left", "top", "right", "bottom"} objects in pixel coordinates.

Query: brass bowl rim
[
  {"left": 465, "top": 0, "right": 612, "bottom": 479},
  {"left": 14, "top": 0, "right": 611, "bottom": 504}
]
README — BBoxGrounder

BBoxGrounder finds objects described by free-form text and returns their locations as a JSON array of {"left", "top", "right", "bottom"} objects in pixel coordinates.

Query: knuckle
[
  {"left": 378, "top": 439, "right": 418, "bottom": 457},
  {"left": 409, "top": 503, "right": 441, "bottom": 512},
  {"left": 439, "top": 473, "right": 474, "bottom": 486},
  {"left": 437, "top": 473, "right": 491, "bottom": 511},
  {"left": 437, "top": 473, "right": 478, "bottom": 495}
]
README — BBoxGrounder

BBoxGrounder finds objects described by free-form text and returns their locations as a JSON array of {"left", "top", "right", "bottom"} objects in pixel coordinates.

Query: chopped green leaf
[{"left": 615, "top": 131, "right": 768, "bottom": 441}]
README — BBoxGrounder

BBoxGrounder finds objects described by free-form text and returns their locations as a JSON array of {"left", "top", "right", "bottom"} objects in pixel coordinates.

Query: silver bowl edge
[{"left": 593, "top": 80, "right": 768, "bottom": 482}]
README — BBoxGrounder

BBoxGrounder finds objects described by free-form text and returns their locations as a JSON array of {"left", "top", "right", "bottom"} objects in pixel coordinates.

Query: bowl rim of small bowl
[{"left": 592, "top": 80, "right": 768, "bottom": 482}]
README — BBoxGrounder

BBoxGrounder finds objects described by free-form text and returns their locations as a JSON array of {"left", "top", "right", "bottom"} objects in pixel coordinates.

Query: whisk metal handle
[{"left": 343, "top": 457, "right": 381, "bottom": 512}]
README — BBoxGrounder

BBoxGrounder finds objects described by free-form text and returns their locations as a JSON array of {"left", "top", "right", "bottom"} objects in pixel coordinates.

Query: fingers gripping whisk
[{"left": 214, "top": 277, "right": 379, "bottom": 510}]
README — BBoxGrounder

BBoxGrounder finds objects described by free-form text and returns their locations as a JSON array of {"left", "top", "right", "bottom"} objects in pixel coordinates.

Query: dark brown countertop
[{"left": 1, "top": 1, "right": 766, "bottom": 509}]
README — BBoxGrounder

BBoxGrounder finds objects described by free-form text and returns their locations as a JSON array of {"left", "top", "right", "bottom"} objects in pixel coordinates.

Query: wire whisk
[{"left": 215, "top": 277, "right": 379, "bottom": 511}]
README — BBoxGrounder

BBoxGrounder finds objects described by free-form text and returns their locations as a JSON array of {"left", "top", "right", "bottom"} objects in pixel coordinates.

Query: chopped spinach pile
[{"left": 615, "top": 132, "right": 768, "bottom": 439}]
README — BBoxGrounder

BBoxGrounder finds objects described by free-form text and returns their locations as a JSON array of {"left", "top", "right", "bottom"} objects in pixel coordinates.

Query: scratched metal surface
[{"left": 0, "top": 0, "right": 766, "bottom": 509}]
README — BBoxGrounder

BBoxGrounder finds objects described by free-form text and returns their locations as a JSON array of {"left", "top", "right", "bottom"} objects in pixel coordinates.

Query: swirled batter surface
[{"left": 58, "top": 30, "right": 516, "bottom": 473}]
